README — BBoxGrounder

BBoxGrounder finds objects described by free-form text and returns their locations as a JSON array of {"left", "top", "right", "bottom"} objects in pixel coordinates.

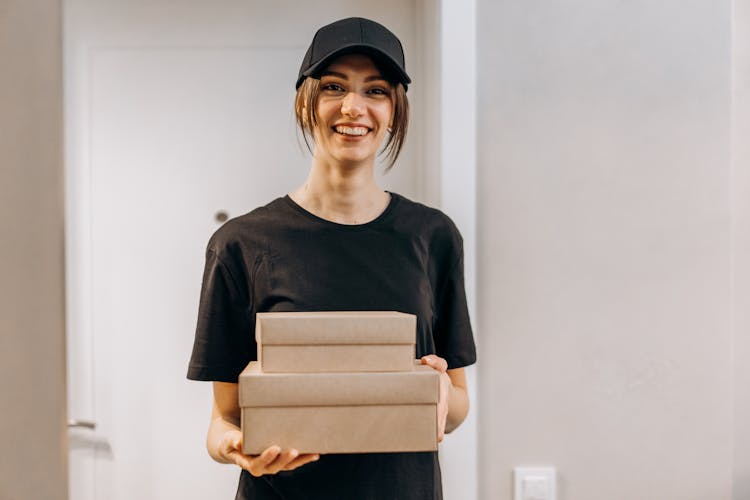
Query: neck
[{"left": 289, "top": 157, "right": 390, "bottom": 225}]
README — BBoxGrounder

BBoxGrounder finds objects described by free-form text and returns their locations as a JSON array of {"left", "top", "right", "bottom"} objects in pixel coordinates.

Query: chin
[
  {"left": 331, "top": 148, "right": 377, "bottom": 163},
  {"left": 333, "top": 154, "right": 376, "bottom": 167}
]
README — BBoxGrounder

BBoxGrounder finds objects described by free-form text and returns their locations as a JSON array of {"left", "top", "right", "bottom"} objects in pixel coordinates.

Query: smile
[{"left": 334, "top": 125, "right": 370, "bottom": 136}]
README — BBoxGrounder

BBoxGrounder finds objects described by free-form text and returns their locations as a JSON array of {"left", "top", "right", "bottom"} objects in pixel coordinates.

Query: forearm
[{"left": 445, "top": 382, "right": 469, "bottom": 433}]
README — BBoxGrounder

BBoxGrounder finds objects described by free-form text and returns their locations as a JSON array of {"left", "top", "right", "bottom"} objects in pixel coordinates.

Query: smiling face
[{"left": 310, "top": 54, "right": 395, "bottom": 168}]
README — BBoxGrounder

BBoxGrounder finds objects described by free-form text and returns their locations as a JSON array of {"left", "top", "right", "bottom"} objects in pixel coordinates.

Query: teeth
[{"left": 335, "top": 126, "right": 368, "bottom": 136}]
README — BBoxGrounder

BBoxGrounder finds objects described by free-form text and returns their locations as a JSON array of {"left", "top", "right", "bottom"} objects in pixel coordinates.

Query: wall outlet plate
[{"left": 513, "top": 467, "right": 557, "bottom": 500}]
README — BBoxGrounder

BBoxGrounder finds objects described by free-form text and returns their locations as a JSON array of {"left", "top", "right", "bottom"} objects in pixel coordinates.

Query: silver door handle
[{"left": 67, "top": 419, "right": 96, "bottom": 430}]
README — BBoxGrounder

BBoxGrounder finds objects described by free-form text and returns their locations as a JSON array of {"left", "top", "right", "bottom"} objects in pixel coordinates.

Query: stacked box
[
  {"left": 256, "top": 311, "right": 417, "bottom": 373},
  {"left": 239, "top": 311, "right": 439, "bottom": 454}
]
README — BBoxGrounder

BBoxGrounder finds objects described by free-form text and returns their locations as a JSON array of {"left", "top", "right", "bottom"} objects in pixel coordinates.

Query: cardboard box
[
  {"left": 256, "top": 311, "right": 416, "bottom": 373},
  {"left": 239, "top": 361, "right": 438, "bottom": 454}
]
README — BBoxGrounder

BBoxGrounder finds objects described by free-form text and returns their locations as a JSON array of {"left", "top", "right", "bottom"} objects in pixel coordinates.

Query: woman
[{"left": 187, "top": 17, "right": 477, "bottom": 500}]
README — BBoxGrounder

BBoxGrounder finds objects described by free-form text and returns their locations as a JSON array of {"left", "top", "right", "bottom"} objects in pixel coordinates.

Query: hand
[
  {"left": 421, "top": 354, "right": 451, "bottom": 442},
  {"left": 218, "top": 429, "right": 320, "bottom": 477}
]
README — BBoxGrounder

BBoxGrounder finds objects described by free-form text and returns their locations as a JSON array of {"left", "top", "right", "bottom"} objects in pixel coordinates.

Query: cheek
[
  {"left": 383, "top": 104, "right": 395, "bottom": 128},
  {"left": 312, "top": 106, "right": 335, "bottom": 135},
  {"left": 310, "top": 125, "right": 328, "bottom": 147},
  {"left": 314, "top": 102, "right": 333, "bottom": 125}
]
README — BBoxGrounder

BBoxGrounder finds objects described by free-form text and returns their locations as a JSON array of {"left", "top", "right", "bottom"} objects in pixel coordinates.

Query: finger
[
  {"left": 437, "top": 405, "right": 447, "bottom": 442},
  {"left": 421, "top": 355, "right": 448, "bottom": 372},
  {"left": 221, "top": 431, "right": 244, "bottom": 462},
  {"left": 248, "top": 446, "right": 281, "bottom": 477},
  {"left": 439, "top": 373, "right": 451, "bottom": 402},
  {"left": 230, "top": 450, "right": 257, "bottom": 472},
  {"left": 259, "top": 445, "right": 282, "bottom": 463},
  {"left": 265, "top": 448, "right": 299, "bottom": 475},
  {"left": 282, "top": 453, "right": 321, "bottom": 471}
]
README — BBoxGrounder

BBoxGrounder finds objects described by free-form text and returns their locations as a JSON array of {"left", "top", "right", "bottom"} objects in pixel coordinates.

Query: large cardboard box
[
  {"left": 239, "top": 361, "right": 438, "bottom": 454},
  {"left": 256, "top": 311, "right": 416, "bottom": 373}
]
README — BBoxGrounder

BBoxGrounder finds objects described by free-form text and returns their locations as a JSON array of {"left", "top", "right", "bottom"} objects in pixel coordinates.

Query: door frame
[
  {"left": 63, "top": 0, "right": 478, "bottom": 498},
  {"left": 425, "top": 1, "right": 479, "bottom": 498}
]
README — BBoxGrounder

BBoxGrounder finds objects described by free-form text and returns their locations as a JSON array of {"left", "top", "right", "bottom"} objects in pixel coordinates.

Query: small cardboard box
[
  {"left": 256, "top": 311, "right": 416, "bottom": 373},
  {"left": 239, "top": 361, "right": 438, "bottom": 454}
]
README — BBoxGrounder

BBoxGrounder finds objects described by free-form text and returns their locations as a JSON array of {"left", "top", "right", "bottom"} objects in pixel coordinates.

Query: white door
[{"left": 64, "top": 1, "right": 426, "bottom": 499}]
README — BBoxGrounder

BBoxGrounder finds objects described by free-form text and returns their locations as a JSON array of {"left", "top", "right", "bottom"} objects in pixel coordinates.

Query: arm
[
  {"left": 420, "top": 356, "right": 470, "bottom": 440},
  {"left": 207, "top": 381, "right": 320, "bottom": 475}
]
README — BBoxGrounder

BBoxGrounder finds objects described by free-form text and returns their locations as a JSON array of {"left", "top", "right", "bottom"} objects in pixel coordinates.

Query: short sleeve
[
  {"left": 433, "top": 241, "right": 477, "bottom": 369},
  {"left": 187, "top": 248, "right": 255, "bottom": 382}
]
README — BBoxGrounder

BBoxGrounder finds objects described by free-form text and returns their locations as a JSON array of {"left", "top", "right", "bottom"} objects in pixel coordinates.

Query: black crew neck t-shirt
[{"left": 187, "top": 192, "right": 476, "bottom": 500}]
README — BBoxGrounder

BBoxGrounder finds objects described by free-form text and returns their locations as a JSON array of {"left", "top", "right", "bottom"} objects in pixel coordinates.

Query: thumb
[
  {"left": 232, "top": 432, "right": 243, "bottom": 452},
  {"left": 221, "top": 430, "right": 242, "bottom": 455}
]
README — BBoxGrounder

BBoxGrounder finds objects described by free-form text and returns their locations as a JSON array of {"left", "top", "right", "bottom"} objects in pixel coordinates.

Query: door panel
[
  {"left": 65, "top": 1, "right": 423, "bottom": 499},
  {"left": 89, "top": 47, "right": 303, "bottom": 500}
]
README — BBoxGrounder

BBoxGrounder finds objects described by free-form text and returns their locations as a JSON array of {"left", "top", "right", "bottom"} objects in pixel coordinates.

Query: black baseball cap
[{"left": 296, "top": 17, "right": 411, "bottom": 91}]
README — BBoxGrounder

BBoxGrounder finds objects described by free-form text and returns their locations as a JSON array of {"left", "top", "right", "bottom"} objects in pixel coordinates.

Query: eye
[
  {"left": 367, "top": 87, "right": 390, "bottom": 96},
  {"left": 321, "top": 82, "right": 345, "bottom": 92}
]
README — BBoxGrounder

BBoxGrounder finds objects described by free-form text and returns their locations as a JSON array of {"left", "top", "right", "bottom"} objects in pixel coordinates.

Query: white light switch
[
  {"left": 522, "top": 476, "right": 549, "bottom": 499},
  {"left": 514, "top": 467, "right": 556, "bottom": 500}
]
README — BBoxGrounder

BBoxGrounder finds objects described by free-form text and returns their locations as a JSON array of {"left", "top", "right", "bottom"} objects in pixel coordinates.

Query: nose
[{"left": 341, "top": 91, "right": 364, "bottom": 117}]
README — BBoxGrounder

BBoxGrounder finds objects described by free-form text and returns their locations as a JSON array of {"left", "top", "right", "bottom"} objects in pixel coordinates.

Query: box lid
[
  {"left": 255, "top": 311, "right": 416, "bottom": 345},
  {"left": 239, "top": 361, "right": 438, "bottom": 407}
]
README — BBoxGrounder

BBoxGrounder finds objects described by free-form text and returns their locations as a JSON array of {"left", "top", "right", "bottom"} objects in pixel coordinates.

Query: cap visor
[{"left": 297, "top": 44, "right": 411, "bottom": 89}]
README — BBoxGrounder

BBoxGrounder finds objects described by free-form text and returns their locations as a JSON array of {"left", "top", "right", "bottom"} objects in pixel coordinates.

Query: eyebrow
[{"left": 320, "top": 70, "right": 389, "bottom": 83}]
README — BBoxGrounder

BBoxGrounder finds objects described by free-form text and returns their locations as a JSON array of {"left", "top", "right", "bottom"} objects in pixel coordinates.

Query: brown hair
[{"left": 294, "top": 76, "right": 409, "bottom": 171}]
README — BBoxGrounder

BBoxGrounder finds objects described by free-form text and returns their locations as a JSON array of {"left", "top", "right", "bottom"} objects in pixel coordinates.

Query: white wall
[
  {"left": 733, "top": 0, "right": 750, "bottom": 498},
  {"left": 9, "top": 1, "right": 749, "bottom": 499},
  {"left": 0, "top": 1, "right": 68, "bottom": 499},
  {"left": 477, "top": 1, "right": 734, "bottom": 499}
]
